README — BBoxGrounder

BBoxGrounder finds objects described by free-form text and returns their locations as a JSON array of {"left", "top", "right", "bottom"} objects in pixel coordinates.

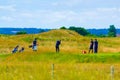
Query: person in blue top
[
  {"left": 55, "top": 40, "right": 61, "bottom": 53},
  {"left": 94, "top": 39, "right": 98, "bottom": 53},
  {"left": 12, "top": 45, "right": 19, "bottom": 53},
  {"left": 32, "top": 38, "right": 37, "bottom": 51}
]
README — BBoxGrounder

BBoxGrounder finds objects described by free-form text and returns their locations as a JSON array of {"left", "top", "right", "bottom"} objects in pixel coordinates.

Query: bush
[
  {"left": 68, "top": 26, "right": 90, "bottom": 36},
  {"left": 60, "top": 26, "right": 67, "bottom": 29},
  {"left": 16, "top": 31, "right": 27, "bottom": 35}
]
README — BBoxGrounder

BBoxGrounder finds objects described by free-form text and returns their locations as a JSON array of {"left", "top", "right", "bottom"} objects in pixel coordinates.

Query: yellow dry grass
[
  {"left": 0, "top": 29, "right": 120, "bottom": 54},
  {"left": 0, "top": 62, "right": 120, "bottom": 80}
]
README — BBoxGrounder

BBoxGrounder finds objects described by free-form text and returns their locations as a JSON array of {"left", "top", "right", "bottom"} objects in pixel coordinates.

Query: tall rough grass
[{"left": 0, "top": 62, "right": 120, "bottom": 80}]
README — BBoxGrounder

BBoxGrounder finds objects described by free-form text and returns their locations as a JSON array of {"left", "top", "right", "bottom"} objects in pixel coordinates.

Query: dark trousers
[
  {"left": 56, "top": 46, "right": 60, "bottom": 52},
  {"left": 94, "top": 47, "right": 98, "bottom": 53},
  {"left": 89, "top": 48, "right": 93, "bottom": 53}
]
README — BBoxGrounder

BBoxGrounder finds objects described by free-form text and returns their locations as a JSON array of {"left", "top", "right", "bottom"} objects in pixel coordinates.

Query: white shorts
[{"left": 33, "top": 46, "right": 37, "bottom": 50}]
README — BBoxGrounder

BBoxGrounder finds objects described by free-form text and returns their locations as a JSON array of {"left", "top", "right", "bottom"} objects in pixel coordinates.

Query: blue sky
[{"left": 0, "top": 0, "right": 120, "bottom": 29}]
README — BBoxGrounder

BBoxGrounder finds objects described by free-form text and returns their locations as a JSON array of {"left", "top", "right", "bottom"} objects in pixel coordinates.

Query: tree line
[
  {"left": 60, "top": 25, "right": 117, "bottom": 37},
  {"left": 15, "top": 25, "right": 117, "bottom": 37}
]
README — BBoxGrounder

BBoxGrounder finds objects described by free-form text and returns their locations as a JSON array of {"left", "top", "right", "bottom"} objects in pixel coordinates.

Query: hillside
[
  {"left": 0, "top": 29, "right": 120, "bottom": 54},
  {"left": 0, "top": 29, "right": 83, "bottom": 54},
  {"left": 39, "top": 29, "right": 83, "bottom": 40}
]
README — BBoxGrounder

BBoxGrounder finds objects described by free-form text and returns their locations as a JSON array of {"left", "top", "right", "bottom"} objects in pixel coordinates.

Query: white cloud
[
  {"left": 76, "top": 7, "right": 120, "bottom": 28},
  {"left": 1, "top": 5, "right": 120, "bottom": 28},
  {"left": 0, "top": 5, "right": 16, "bottom": 11},
  {"left": 51, "top": 2, "right": 59, "bottom": 6},
  {"left": 20, "top": 13, "right": 34, "bottom": 18},
  {"left": 9, "top": 7, "right": 120, "bottom": 27},
  {"left": 34, "top": 10, "right": 78, "bottom": 23},
  {"left": 52, "top": 0, "right": 83, "bottom": 7},
  {"left": 0, "top": 16, "right": 14, "bottom": 22},
  {"left": 32, "top": 7, "right": 120, "bottom": 28},
  {"left": 64, "top": 0, "right": 83, "bottom": 6}
]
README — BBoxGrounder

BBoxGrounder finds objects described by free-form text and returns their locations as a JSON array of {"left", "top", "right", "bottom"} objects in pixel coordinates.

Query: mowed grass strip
[{"left": 4, "top": 52, "right": 120, "bottom": 63}]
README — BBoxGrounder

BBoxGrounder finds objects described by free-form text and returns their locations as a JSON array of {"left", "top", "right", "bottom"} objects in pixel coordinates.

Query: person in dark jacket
[
  {"left": 19, "top": 47, "right": 24, "bottom": 52},
  {"left": 88, "top": 39, "right": 93, "bottom": 53},
  {"left": 94, "top": 39, "right": 98, "bottom": 53},
  {"left": 55, "top": 40, "right": 61, "bottom": 53}
]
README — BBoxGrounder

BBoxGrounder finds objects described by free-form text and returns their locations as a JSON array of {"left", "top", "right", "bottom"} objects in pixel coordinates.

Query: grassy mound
[{"left": 39, "top": 29, "right": 82, "bottom": 39}]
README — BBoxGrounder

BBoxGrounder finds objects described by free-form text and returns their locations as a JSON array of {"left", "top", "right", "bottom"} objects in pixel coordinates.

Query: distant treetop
[{"left": 60, "top": 26, "right": 67, "bottom": 29}]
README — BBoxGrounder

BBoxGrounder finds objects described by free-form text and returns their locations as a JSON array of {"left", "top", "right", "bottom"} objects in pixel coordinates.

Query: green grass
[
  {"left": 0, "top": 51, "right": 120, "bottom": 80},
  {"left": 0, "top": 54, "right": 10, "bottom": 61},
  {"left": 3, "top": 52, "right": 120, "bottom": 63}
]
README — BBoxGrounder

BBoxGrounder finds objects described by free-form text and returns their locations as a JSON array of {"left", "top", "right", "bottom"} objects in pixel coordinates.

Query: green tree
[
  {"left": 108, "top": 25, "right": 116, "bottom": 37},
  {"left": 39, "top": 29, "right": 46, "bottom": 33},
  {"left": 68, "top": 26, "right": 90, "bottom": 36},
  {"left": 16, "top": 31, "right": 27, "bottom": 35},
  {"left": 60, "top": 26, "right": 67, "bottom": 29}
]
